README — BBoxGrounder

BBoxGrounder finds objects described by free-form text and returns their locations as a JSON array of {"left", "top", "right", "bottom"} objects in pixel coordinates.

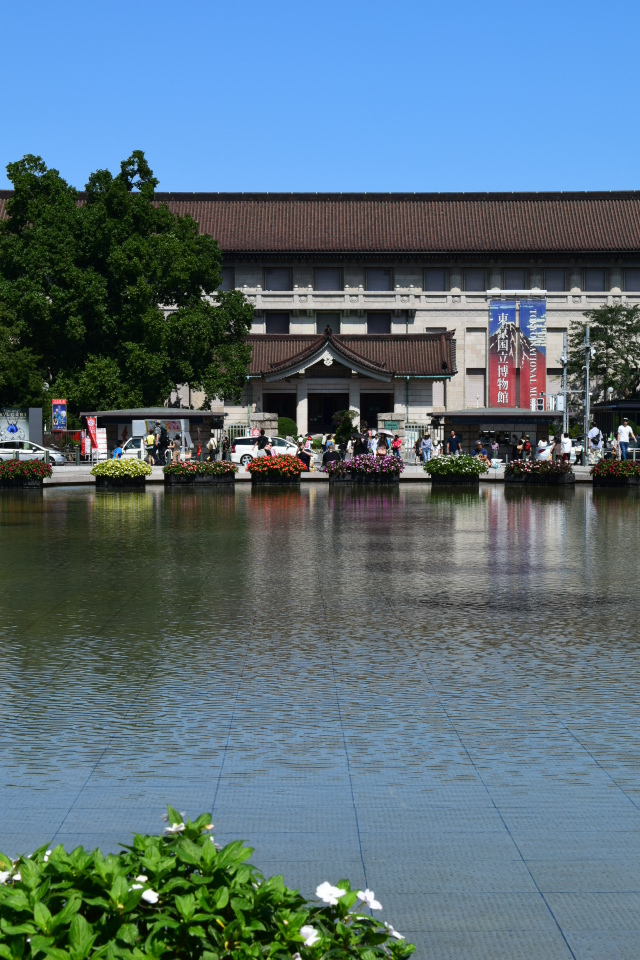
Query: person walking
[
  {"left": 206, "top": 431, "right": 218, "bottom": 461},
  {"left": 252, "top": 428, "right": 269, "bottom": 458},
  {"left": 587, "top": 424, "right": 603, "bottom": 464},
  {"left": 420, "top": 433, "right": 432, "bottom": 463},
  {"left": 391, "top": 435, "right": 403, "bottom": 459},
  {"left": 447, "top": 430, "right": 462, "bottom": 456},
  {"left": 221, "top": 434, "right": 230, "bottom": 461},
  {"left": 561, "top": 433, "right": 572, "bottom": 462},
  {"left": 617, "top": 418, "right": 636, "bottom": 461}
]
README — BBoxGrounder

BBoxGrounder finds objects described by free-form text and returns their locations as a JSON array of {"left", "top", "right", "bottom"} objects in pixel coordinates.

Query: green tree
[
  {"left": 0, "top": 152, "right": 253, "bottom": 412},
  {"left": 568, "top": 303, "right": 640, "bottom": 401}
]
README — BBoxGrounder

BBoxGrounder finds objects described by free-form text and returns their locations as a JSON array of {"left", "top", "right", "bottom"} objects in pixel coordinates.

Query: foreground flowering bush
[
  {"left": 424, "top": 454, "right": 488, "bottom": 477},
  {"left": 0, "top": 460, "right": 52, "bottom": 481},
  {"left": 247, "top": 454, "right": 307, "bottom": 478},
  {"left": 323, "top": 454, "right": 404, "bottom": 477},
  {"left": 164, "top": 460, "right": 238, "bottom": 478},
  {"left": 91, "top": 460, "right": 152, "bottom": 478},
  {"left": 591, "top": 459, "right": 640, "bottom": 480},
  {"left": 506, "top": 458, "right": 573, "bottom": 477},
  {"left": 0, "top": 808, "right": 414, "bottom": 959}
]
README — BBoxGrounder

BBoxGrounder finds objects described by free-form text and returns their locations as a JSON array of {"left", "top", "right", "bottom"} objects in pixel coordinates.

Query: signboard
[
  {"left": 384, "top": 420, "right": 400, "bottom": 431},
  {"left": 51, "top": 399, "right": 67, "bottom": 432},
  {"left": 489, "top": 301, "right": 517, "bottom": 407},
  {"left": 0, "top": 408, "right": 28, "bottom": 442},
  {"left": 520, "top": 300, "right": 547, "bottom": 411},
  {"left": 86, "top": 417, "right": 98, "bottom": 449}
]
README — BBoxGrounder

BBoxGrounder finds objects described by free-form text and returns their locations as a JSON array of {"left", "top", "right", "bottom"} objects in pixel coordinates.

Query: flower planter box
[
  {"left": 164, "top": 474, "right": 235, "bottom": 485},
  {"left": 251, "top": 475, "right": 300, "bottom": 485},
  {"left": 431, "top": 475, "right": 480, "bottom": 486},
  {"left": 329, "top": 474, "right": 399, "bottom": 484},
  {"left": 0, "top": 479, "right": 44, "bottom": 489},
  {"left": 506, "top": 472, "right": 575, "bottom": 485},
  {"left": 593, "top": 476, "right": 640, "bottom": 487},
  {"left": 95, "top": 476, "right": 147, "bottom": 489}
]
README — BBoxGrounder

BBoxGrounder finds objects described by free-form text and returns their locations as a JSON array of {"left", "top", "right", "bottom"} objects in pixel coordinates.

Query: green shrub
[
  {"left": 91, "top": 459, "right": 152, "bottom": 478},
  {"left": 163, "top": 461, "right": 238, "bottom": 478},
  {"left": 0, "top": 808, "right": 414, "bottom": 959},
  {"left": 277, "top": 417, "right": 298, "bottom": 440},
  {"left": 424, "top": 454, "right": 488, "bottom": 477}
]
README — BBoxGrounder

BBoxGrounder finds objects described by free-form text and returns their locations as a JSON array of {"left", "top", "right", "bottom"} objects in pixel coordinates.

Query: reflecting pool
[{"left": 2, "top": 484, "right": 640, "bottom": 959}]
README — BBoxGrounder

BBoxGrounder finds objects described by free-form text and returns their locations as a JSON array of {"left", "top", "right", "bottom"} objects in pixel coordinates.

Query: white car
[
  {"left": 535, "top": 440, "right": 578, "bottom": 464},
  {"left": 0, "top": 440, "right": 66, "bottom": 465},
  {"left": 230, "top": 436, "right": 298, "bottom": 466},
  {"left": 121, "top": 437, "right": 151, "bottom": 460}
]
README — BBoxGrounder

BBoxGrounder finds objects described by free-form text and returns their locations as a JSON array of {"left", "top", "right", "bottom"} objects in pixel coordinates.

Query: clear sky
[{"left": 1, "top": 0, "right": 638, "bottom": 194}]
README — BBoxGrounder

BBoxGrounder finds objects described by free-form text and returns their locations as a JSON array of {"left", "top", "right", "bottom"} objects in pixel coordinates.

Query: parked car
[
  {"left": 230, "top": 436, "right": 298, "bottom": 466},
  {"left": 0, "top": 440, "right": 66, "bottom": 465},
  {"left": 535, "top": 439, "right": 581, "bottom": 465},
  {"left": 121, "top": 437, "right": 150, "bottom": 461}
]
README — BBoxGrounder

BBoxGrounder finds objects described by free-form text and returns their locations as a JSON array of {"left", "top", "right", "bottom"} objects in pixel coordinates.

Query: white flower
[
  {"left": 384, "top": 922, "right": 405, "bottom": 940},
  {"left": 141, "top": 889, "right": 159, "bottom": 904},
  {"left": 300, "top": 925, "right": 320, "bottom": 947},
  {"left": 292, "top": 954, "right": 302, "bottom": 960},
  {"left": 0, "top": 871, "right": 10, "bottom": 884},
  {"left": 12, "top": 872, "right": 21, "bottom": 882},
  {"left": 316, "top": 881, "right": 346, "bottom": 905},
  {"left": 357, "top": 888, "right": 382, "bottom": 910},
  {"left": 130, "top": 884, "right": 143, "bottom": 890},
  {"left": 135, "top": 874, "right": 147, "bottom": 882},
  {"left": 164, "top": 822, "right": 186, "bottom": 835},
  {"left": 43, "top": 850, "right": 52, "bottom": 863}
]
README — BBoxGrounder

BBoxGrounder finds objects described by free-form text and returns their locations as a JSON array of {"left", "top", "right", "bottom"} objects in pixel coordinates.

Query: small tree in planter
[
  {"left": 0, "top": 808, "right": 414, "bottom": 959},
  {"left": 323, "top": 453, "right": 403, "bottom": 483},
  {"left": 247, "top": 454, "right": 306, "bottom": 483},
  {"left": 425, "top": 454, "right": 488, "bottom": 485},
  {"left": 592, "top": 459, "right": 640, "bottom": 487},
  {"left": 505, "top": 459, "right": 575, "bottom": 485},
  {"left": 164, "top": 460, "right": 238, "bottom": 484},
  {"left": 92, "top": 459, "right": 152, "bottom": 488},
  {"left": 0, "top": 460, "right": 52, "bottom": 488}
]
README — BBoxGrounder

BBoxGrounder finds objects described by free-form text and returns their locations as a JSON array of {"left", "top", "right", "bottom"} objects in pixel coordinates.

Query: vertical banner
[
  {"left": 86, "top": 417, "right": 98, "bottom": 449},
  {"left": 520, "top": 300, "right": 547, "bottom": 410},
  {"left": 489, "top": 300, "right": 517, "bottom": 407},
  {"left": 51, "top": 399, "right": 67, "bottom": 432}
]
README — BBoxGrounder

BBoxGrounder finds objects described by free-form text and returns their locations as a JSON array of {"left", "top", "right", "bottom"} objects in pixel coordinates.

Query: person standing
[
  {"left": 587, "top": 424, "right": 603, "bottom": 464},
  {"left": 617, "top": 418, "right": 636, "bottom": 461},
  {"left": 206, "top": 431, "right": 218, "bottom": 461},
  {"left": 420, "top": 433, "right": 432, "bottom": 463},
  {"left": 252, "top": 428, "right": 269, "bottom": 458},
  {"left": 391, "top": 435, "right": 403, "bottom": 459},
  {"left": 447, "top": 430, "right": 462, "bottom": 456},
  {"left": 561, "top": 433, "right": 572, "bottom": 462}
]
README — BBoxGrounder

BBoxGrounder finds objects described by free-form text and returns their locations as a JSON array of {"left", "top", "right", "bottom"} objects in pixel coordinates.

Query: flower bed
[
  {"left": 592, "top": 459, "right": 640, "bottom": 486},
  {"left": 323, "top": 454, "right": 404, "bottom": 482},
  {"left": 92, "top": 459, "right": 152, "bottom": 488},
  {"left": 164, "top": 460, "right": 238, "bottom": 484},
  {"left": 0, "top": 459, "right": 52, "bottom": 487},
  {"left": 0, "top": 807, "right": 414, "bottom": 960},
  {"left": 247, "top": 454, "right": 307, "bottom": 483},
  {"left": 505, "top": 459, "right": 575, "bottom": 484},
  {"left": 425, "top": 454, "right": 488, "bottom": 485}
]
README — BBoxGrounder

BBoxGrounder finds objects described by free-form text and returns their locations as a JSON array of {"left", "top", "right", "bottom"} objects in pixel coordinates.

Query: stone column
[{"left": 296, "top": 377, "right": 308, "bottom": 436}]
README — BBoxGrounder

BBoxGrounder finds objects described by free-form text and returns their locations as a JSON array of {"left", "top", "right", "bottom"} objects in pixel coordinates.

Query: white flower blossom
[
  {"left": 43, "top": 850, "right": 52, "bottom": 863},
  {"left": 141, "top": 889, "right": 159, "bottom": 904},
  {"left": 316, "top": 881, "right": 346, "bottom": 905},
  {"left": 130, "top": 884, "right": 143, "bottom": 890},
  {"left": 357, "top": 888, "right": 382, "bottom": 910},
  {"left": 12, "top": 872, "right": 21, "bottom": 882},
  {"left": 0, "top": 871, "right": 10, "bottom": 884},
  {"left": 135, "top": 874, "right": 148, "bottom": 882},
  {"left": 384, "top": 922, "right": 405, "bottom": 940},
  {"left": 292, "top": 954, "right": 302, "bottom": 960},
  {"left": 164, "top": 822, "right": 186, "bottom": 835},
  {"left": 300, "top": 925, "right": 321, "bottom": 947}
]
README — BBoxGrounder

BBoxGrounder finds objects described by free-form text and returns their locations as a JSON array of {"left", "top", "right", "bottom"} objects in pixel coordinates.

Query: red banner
[
  {"left": 86, "top": 417, "right": 98, "bottom": 449},
  {"left": 489, "top": 301, "right": 517, "bottom": 407}
]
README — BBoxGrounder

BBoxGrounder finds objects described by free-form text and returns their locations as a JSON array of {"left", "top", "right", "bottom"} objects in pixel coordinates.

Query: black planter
[
  {"left": 0, "top": 479, "right": 44, "bottom": 489},
  {"left": 329, "top": 474, "right": 399, "bottom": 484},
  {"left": 95, "top": 476, "right": 147, "bottom": 489},
  {"left": 593, "top": 476, "right": 640, "bottom": 487},
  {"left": 430, "top": 475, "right": 480, "bottom": 486},
  {"left": 506, "top": 472, "right": 575, "bottom": 485},
  {"left": 251, "top": 476, "right": 301, "bottom": 485},
  {"left": 164, "top": 474, "right": 235, "bottom": 485}
]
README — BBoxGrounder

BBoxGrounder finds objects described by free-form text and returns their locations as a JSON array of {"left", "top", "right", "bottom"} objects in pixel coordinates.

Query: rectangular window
[
  {"left": 504, "top": 268, "right": 526, "bottom": 289},
  {"left": 219, "top": 266, "right": 234, "bottom": 291},
  {"left": 367, "top": 312, "right": 391, "bottom": 334},
  {"left": 314, "top": 267, "right": 342, "bottom": 291},
  {"left": 424, "top": 268, "right": 447, "bottom": 291},
  {"left": 624, "top": 269, "right": 640, "bottom": 291},
  {"left": 265, "top": 313, "right": 290, "bottom": 334},
  {"left": 545, "top": 269, "right": 566, "bottom": 291},
  {"left": 465, "top": 369, "right": 486, "bottom": 409},
  {"left": 584, "top": 268, "right": 606, "bottom": 291},
  {"left": 366, "top": 268, "right": 393, "bottom": 291},
  {"left": 319, "top": 313, "right": 341, "bottom": 335},
  {"left": 464, "top": 268, "right": 486, "bottom": 291},
  {"left": 264, "top": 268, "right": 292, "bottom": 291}
]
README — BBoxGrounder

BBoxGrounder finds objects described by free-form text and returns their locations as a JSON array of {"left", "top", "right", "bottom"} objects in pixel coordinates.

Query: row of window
[
  {"left": 263, "top": 312, "right": 392, "bottom": 335},
  {"left": 221, "top": 266, "right": 640, "bottom": 293}
]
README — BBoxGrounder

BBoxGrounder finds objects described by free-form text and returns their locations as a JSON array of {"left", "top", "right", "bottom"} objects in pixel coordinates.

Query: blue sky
[{"left": 1, "top": 0, "right": 637, "bottom": 193}]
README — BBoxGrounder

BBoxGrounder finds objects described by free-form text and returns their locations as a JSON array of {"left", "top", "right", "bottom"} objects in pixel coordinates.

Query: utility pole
[
  {"left": 583, "top": 324, "right": 591, "bottom": 465},
  {"left": 561, "top": 331, "right": 568, "bottom": 435}
]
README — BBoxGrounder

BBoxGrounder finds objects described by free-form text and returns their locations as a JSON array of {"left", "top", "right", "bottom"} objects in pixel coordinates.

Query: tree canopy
[
  {"left": 0, "top": 152, "right": 253, "bottom": 413},
  {"left": 568, "top": 303, "right": 640, "bottom": 401}
]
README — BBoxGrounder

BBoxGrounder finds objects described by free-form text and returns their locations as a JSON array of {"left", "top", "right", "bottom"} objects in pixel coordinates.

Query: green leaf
[
  {"left": 166, "top": 807, "right": 183, "bottom": 827},
  {"left": 0, "top": 946, "right": 12, "bottom": 960},
  {"left": 33, "top": 902, "right": 53, "bottom": 935},
  {"left": 49, "top": 898, "right": 81, "bottom": 931},
  {"left": 213, "top": 887, "right": 229, "bottom": 910},
  {"left": 174, "top": 894, "right": 195, "bottom": 922},
  {"left": 41, "top": 949, "right": 71, "bottom": 960},
  {"left": 68, "top": 915, "right": 96, "bottom": 960},
  {"left": 28, "top": 935, "right": 55, "bottom": 958},
  {"left": 116, "top": 924, "right": 139, "bottom": 945},
  {"left": 0, "top": 918, "right": 36, "bottom": 935},
  {"left": 175, "top": 839, "right": 201, "bottom": 866},
  {"left": 17, "top": 858, "right": 40, "bottom": 890}
]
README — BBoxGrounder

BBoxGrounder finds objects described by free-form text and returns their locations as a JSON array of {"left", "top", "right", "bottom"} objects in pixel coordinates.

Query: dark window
[
  {"left": 464, "top": 268, "right": 485, "bottom": 291},
  {"left": 220, "top": 266, "right": 235, "bottom": 291},
  {"left": 314, "top": 268, "right": 342, "bottom": 290},
  {"left": 584, "top": 268, "right": 606, "bottom": 291},
  {"left": 545, "top": 269, "right": 566, "bottom": 291},
  {"left": 424, "top": 268, "right": 447, "bottom": 291},
  {"left": 504, "top": 268, "right": 526, "bottom": 289},
  {"left": 262, "top": 393, "right": 296, "bottom": 421},
  {"left": 264, "top": 268, "right": 292, "bottom": 291},
  {"left": 366, "top": 268, "right": 393, "bottom": 291},
  {"left": 319, "top": 313, "right": 340, "bottom": 335},
  {"left": 265, "top": 313, "right": 290, "bottom": 334},
  {"left": 367, "top": 312, "right": 391, "bottom": 334},
  {"left": 624, "top": 269, "right": 640, "bottom": 291}
]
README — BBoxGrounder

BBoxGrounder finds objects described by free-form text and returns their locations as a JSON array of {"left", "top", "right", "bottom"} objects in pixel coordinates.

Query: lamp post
[
  {"left": 560, "top": 331, "right": 568, "bottom": 435},
  {"left": 583, "top": 324, "right": 594, "bottom": 465}
]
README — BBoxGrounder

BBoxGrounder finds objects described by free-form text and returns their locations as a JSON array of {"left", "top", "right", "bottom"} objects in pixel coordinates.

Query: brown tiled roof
[
  {"left": 3, "top": 190, "right": 640, "bottom": 253},
  {"left": 247, "top": 331, "right": 456, "bottom": 377}
]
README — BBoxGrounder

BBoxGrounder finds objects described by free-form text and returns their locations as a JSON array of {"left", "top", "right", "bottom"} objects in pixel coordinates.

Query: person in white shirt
[
  {"left": 617, "top": 418, "right": 637, "bottom": 461},
  {"left": 561, "top": 433, "right": 572, "bottom": 462},
  {"left": 587, "top": 425, "right": 603, "bottom": 464}
]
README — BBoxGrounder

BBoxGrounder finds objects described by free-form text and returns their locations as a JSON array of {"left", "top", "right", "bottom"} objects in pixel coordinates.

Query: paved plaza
[{"left": 1, "top": 485, "right": 640, "bottom": 958}]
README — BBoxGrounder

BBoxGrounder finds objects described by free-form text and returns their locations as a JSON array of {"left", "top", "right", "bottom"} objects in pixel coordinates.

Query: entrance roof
[{"left": 248, "top": 331, "right": 456, "bottom": 381}]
